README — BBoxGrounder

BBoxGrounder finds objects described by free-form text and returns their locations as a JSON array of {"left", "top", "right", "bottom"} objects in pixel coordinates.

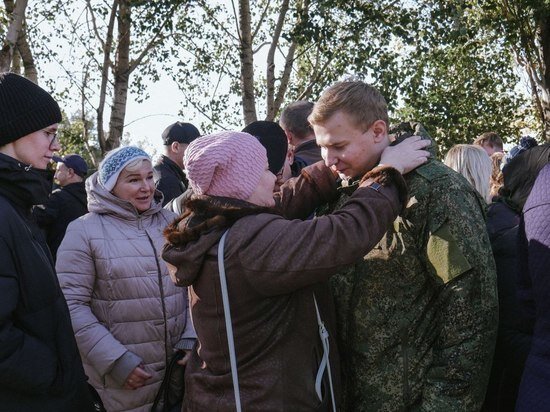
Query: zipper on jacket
[{"left": 147, "top": 233, "right": 170, "bottom": 367}]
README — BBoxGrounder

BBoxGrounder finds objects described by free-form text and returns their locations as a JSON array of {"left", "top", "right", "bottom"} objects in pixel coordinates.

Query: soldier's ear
[
  {"left": 170, "top": 141, "right": 180, "bottom": 153},
  {"left": 371, "top": 120, "right": 388, "bottom": 143}
]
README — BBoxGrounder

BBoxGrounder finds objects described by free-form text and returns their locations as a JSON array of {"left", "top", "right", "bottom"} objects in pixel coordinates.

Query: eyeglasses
[{"left": 43, "top": 129, "right": 59, "bottom": 149}]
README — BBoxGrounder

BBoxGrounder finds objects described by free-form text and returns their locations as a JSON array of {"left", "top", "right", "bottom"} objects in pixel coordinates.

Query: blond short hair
[
  {"left": 308, "top": 81, "right": 389, "bottom": 130},
  {"left": 444, "top": 144, "right": 492, "bottom": 203}
]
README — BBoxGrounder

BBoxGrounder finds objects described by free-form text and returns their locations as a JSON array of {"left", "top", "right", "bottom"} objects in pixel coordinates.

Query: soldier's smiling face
[{"left": 314, "top": 111, "right": 387, "bottom": 180}]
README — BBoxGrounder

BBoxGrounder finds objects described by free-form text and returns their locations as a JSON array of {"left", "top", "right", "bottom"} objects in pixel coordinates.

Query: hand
[
  {"left": 123, "top": 365, "right": 152, "bottom": 390},
  {"left": 379, "top": 135, "right": 431, "bottom": 174},
  {"left": 176, "top": 350, "right": 192, "bottom": 367}
]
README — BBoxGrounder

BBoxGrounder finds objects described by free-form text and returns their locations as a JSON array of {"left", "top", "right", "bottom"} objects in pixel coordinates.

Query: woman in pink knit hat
[{"left": 162, "top": 131, "right": 429, "bottom": 411}]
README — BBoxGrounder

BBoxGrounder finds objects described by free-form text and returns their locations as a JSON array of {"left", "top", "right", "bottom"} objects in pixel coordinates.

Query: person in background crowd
[
  {"left": 515, "top": 161, "right": 550, "bottom": 411},
  {"left": 162, "top": 131, "right": 429, "bottom": 411},
  {"left": 56, "top": 146, "right": 195, "bottom": 412},
  {"left": 166, "top": 121, "right": 291, "bottom": 214},
  {"left": 154, "top": 121, "right": 200, "bottom": 206},
  {"left": 501, "top": 136, "right": 538, "bottom": 170},
  {"left": 474, "top": 131, "right": 504, "bottom": 156},
  {"left": 33, "top": 154, "right": 88, "bottom": 261},
  {"left": 444, "top": 144, "right": 492, "bottom": 203},
  {"left": 279, "top": 100, "right": 323, "bottom": 176},
  {"left": 483, "top": 143, "right": 550, "bottom": 411},
  {"left": 489, "top": 152, "right": 505, "bottom": 201},
  {"left": 0, "top": 72, "right": 95, "bottom": 411},
  {"left": 242, "top": 120, "right": 292, "bottom": 191},
  {"left": 310, "top": 80, "right": 497, "bottom": 411}
]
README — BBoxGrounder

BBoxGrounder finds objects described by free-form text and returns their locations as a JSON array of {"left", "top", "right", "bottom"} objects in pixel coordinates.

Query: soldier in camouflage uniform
[{"left": 310, "top": 81, "right": 498, "bottom": 411}]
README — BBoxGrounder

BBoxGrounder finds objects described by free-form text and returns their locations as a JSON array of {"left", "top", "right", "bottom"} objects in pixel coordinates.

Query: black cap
[
  {"left": 52, "top": 154, "right": 88, "bottom": 177},
  {"left": 162, "top": 121, "right": 201, "bottom": 145},
  {"left": 242, "top": 121, "right": 288, "bottom": 174},
  {"left": 0, "top": 72, "right": 62, "bottom": 146}
]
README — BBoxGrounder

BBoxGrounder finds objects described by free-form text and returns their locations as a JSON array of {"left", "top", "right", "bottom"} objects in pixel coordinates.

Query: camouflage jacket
[{"left": 318, "top": 123, "right": 498, "bottom": 411}]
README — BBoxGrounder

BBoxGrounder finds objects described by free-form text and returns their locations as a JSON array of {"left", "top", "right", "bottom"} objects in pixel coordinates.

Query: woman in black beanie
[{"left": 0, "top": 72, "right": 95, "bottom": 412}]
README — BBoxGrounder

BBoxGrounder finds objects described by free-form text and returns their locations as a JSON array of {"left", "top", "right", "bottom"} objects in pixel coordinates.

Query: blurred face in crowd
[
  {"left": 274, "top": 149, "right": 293, "bottom": 192},
  {"left": 248, "top": 164, "right": 277, "bottom": 207},
  {"left": 314, "top": 111, "right": 387, "bottom": 180},
  {"left": 112, "top": 159, "right": 155, "bottom": 212},
  {"left": 0, "top": 123, "right": 60, "bottom": 169},
  {"left": 481, "top": 142, "right": 503, "bottom": 157},
  {"left": 54, "top": 162, "right": 71, "bottom": 186}
]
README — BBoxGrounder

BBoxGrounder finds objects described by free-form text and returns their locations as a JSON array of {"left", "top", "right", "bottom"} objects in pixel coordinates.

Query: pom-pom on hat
[
  {"left": 0, "top": 72, "right": 62, "bottom": 145},
  {"left": 184, "top": 131, "right": 267, "bottom": 200},
  {"left": 98, "top": 146, "right": 151, "bottom": 191}
]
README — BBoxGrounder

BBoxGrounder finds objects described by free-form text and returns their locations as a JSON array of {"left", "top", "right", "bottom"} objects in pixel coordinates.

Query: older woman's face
[
  {"left": 247, "top": 166, "right": 277, "bottom": 207},
  {"left": 112, "top": 160, "right": 155, "bottom": 212}
]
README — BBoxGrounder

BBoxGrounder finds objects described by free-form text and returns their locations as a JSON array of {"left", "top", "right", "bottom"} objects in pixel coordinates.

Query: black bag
[
  {"left": 88, "top": 383, "right": 107, "bottom": 412},
  {"left": 151, "top": 351, "right": 185, "bottom": 412}
]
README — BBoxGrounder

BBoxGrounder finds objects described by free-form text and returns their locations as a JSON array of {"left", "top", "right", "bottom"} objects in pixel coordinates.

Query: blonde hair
[
  {"left": 444, "top": 144, "right": 492, "bottom": 203},
  {"left": 308, "top": 80, "right": 389, "bottom": 130},
  {"left": 124, "top": 158, "right": 151, "bottom": 172}
]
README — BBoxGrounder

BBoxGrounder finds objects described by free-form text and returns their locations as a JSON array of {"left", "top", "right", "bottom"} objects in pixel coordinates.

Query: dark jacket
[
  {"left": 162, "top": 162, "right": 406, "bottom": 411},
  {"left": 0, "top": 153, "right": 94, "bottom": 412},
  {"left": 516, "top": 163, "right": 550, "bottom": 411},
  {"left": 291, "top": 139, "right": 323, "bottom": 177},
  {"left": 154, "top": 155, "right": 186, "bottom": 205},
  {"left": 33, "top": 181, "right": 88, "bottom": 261},
  {"left": 483, "top": 201, "right": 533, "bottom": 411}
]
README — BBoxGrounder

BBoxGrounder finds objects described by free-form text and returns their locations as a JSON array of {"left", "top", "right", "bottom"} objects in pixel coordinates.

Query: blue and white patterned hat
[{"left": 98, "top": 146, "right": 151, "bottom": 191}]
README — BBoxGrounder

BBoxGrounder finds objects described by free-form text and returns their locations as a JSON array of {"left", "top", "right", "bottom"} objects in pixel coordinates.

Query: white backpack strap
[
  {"left": 313, "top": 293, "right": 337, "bottom": 412},
  {"left": 217, "top": 230, "right": 242, "bottom": 412}
]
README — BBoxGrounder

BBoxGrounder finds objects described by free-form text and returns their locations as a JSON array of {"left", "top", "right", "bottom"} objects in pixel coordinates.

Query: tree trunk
[
  {"left": 107, "top": 0, "right": 131, "bottom": 151},
  {"left": 238, "top": 0, "right": 257, "bottom": 125},
  {"left": 94, "top": 0, "right": 118, "bottom": 154},
  {"left": 0, "top": 0, "right": 27, "bottom": 73},
  {"left": 540, "top": 14, "right": 550, "bottom": 141},
  {"left": 16, "top": 18, "right": 37, "bottom": 83},
  {"left": 266, "top": 0, "right": 290, "bottom": 121}
]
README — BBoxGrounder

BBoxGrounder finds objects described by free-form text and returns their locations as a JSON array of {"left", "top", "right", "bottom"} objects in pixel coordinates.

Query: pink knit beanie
[{"left": 184, "top": 131, "right": 268, "bottom": 200}]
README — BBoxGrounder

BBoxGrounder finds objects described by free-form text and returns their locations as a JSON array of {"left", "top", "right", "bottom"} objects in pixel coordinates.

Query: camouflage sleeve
[{"left": 420, "top": 185, "right": 498, "bottom": 411}]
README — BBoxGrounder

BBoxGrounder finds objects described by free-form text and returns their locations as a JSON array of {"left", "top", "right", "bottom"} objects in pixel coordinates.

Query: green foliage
[
  {"left": 396, "top": 0, "right": 528, "bottom": 153},
  {"left": 57, "top": 113, "right": 100, "bottom": 169}
]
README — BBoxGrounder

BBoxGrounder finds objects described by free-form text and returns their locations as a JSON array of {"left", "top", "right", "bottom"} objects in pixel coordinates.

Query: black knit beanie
[
  {"left": 0, "top": 72, "right": 62, "bottom": 146},
  {"left": 242, "top": 120, "right": 288, "bottom": 174}
]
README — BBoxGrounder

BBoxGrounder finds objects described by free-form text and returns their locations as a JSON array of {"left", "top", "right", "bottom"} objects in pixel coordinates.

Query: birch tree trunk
[
  {"left": 16, "top": 20, "right": 37, "bottom": 83},
  {"left": 238, "top": 0, "right": 257, "bottom": 125},
  {"left": 0, "top": 0, "right": 27, "bottom": 73},
  {"left": 106, "top": 0, "right": 130, "bottom": 151}
]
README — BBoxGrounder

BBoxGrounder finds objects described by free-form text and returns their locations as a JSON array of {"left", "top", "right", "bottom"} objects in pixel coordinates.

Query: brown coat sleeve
[
  {"left": 275, "top": 161, "right": 339, "bottom": 220},
  {"left": 227, "top": 173, "right": 403, "bottom": 296}
]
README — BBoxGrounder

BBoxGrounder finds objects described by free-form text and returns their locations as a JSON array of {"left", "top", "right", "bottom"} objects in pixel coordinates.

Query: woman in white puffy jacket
[{"left": 56, "top": 146, "right": 195, "bottom": 412}]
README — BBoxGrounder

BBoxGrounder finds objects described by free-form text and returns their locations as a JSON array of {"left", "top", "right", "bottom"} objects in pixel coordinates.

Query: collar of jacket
[
  {"left": 0, "top": 153, "right": 54, "bottom": 209},
  {"left": 164, "top": 195, "right": 281, "bottom": 247},
  {"left": 158, "top": 155, "right": 186, "bottom": 180}
]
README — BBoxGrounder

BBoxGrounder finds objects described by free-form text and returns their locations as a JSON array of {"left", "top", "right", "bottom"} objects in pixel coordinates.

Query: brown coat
[{"left": 162, "top": 163, "right": 406, "bottom": 411}]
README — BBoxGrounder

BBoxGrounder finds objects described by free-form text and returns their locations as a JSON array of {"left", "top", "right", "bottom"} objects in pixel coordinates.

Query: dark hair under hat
[
  {"left": 0, "top": 72, "right": 62, "bottom": 146},
  {"left": 162, "top": 121, "right": 201, "bottom": 145},
  {"left": 52, "top": 154, "right": 88, "bottom": 177},
  {"left": 242, "top": 121, "right": 288, "bottom": 175}
]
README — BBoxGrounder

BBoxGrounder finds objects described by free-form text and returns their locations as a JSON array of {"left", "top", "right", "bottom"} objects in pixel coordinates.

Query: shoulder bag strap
[
  {"left": 313, "top": 293, "right": 337, "bottom": 412},
  {"left": 217, "top": 230, "right": 242, "bottom": 412}
]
